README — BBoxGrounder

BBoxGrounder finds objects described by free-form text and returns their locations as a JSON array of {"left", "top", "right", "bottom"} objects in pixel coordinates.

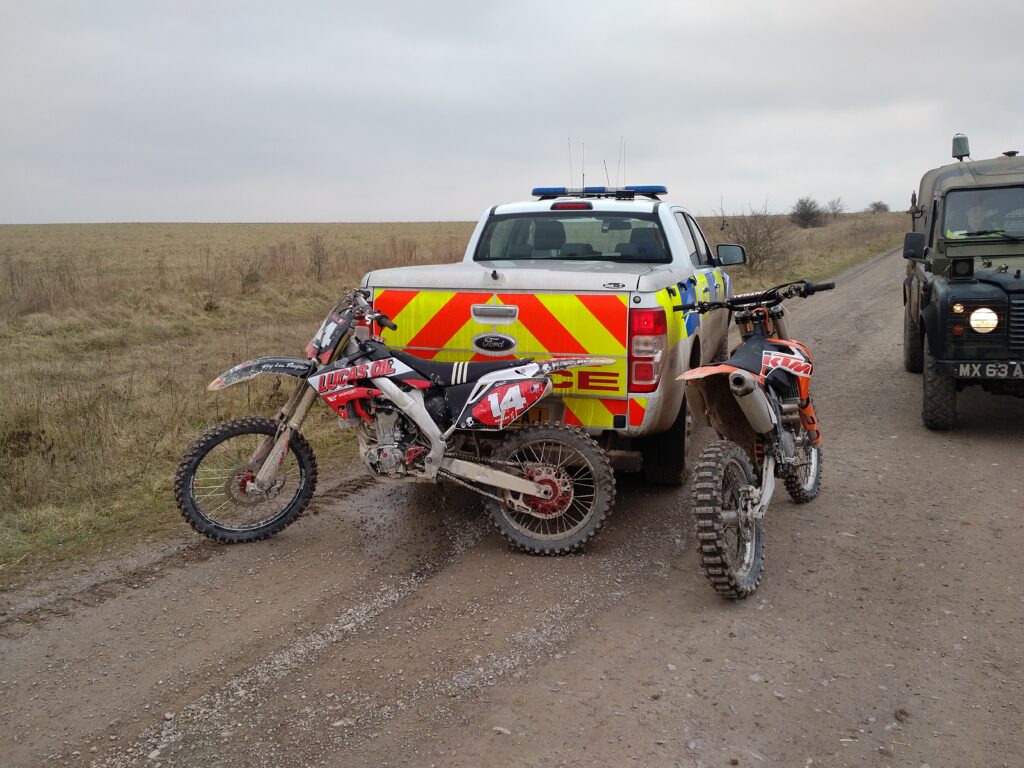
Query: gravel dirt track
[{"left": 2, "top": 248, "right": 1022, "bottom": 768}]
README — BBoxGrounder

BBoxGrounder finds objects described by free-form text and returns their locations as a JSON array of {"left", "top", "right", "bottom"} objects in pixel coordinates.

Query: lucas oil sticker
[{"left": 310, "top": 357, "right": 410, "bottom": 393}]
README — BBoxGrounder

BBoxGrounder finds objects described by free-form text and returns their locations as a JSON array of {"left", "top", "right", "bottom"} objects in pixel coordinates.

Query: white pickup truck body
[{"left": 361, "top": 187, "right": 737, "bottom": 481}]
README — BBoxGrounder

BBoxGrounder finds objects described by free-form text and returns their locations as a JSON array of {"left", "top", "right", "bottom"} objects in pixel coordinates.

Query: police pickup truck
[
  {"left": 361, "top": 184, "right": 747, "bottom": 482},
  {"left": 903, "top": 135, "right": 1024, "bottom": 430}
]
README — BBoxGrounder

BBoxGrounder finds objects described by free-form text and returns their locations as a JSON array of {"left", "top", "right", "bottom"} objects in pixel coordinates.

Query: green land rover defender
[{"left": 903, "top": 134, "right": 1024, "bottom": 429}]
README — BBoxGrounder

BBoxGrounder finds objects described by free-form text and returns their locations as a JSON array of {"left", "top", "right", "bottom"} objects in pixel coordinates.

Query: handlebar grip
[
  {"left": 807, "top": 281, "right": 836, "bottom": 294},
  {"left": 673, "top": 303, "right": 696, "bottom": 312},
  {"left": 378, "top": 315, "right": 398, "bottom": 331}
]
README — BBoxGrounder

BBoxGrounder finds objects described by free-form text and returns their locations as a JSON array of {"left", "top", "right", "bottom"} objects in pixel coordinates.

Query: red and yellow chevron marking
[
  {"left": 628, "top": 397, "right": 648, "bottom": 428},
  {"left": 496, "top": 293, "right": 627, "bottom": 357},
  {"left": 562, "top": 397, "right": 627, "bottom": 428},
  {"left": 373, "top": 290, "right": 492, "bottom": 360},
  {"left": 373, "top": 288, "right": 629, "bottom": 398}
]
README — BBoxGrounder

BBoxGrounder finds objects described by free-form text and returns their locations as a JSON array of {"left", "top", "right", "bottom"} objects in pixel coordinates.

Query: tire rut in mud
[{"left": 87, "top": 483, "right": 680, "bottom": 768}]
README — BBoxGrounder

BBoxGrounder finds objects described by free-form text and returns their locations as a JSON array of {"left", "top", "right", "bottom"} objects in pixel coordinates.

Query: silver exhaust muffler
[{"left": 728, "top": 370, "right": 776, "bottom": 435}]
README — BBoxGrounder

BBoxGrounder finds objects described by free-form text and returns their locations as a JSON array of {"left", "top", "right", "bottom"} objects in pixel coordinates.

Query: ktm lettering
[
  {"left": 317, "top": 359, "right": 396, "bottom": 392},
  {"left": 761, "top": 352, "right": 812, "bottom": 377}
]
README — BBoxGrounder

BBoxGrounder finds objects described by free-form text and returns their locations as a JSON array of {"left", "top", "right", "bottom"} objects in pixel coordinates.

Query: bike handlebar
[
  {"left": 673, "top": 278, "right": 835, "bottom": 314},
  {"left": 342, "top": 288, "right": 398, "bottom": 331}
]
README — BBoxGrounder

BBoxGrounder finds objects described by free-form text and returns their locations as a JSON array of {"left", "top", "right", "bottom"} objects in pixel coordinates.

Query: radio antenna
[
  {"left": 567, "top": 138, "right": 574, "bottom": 188},
  {"left": 616, "top": 137, "right": 624, "bottom": 187},
  {"left": 581, "top": 141, "right": 585, "bottom": 190}
]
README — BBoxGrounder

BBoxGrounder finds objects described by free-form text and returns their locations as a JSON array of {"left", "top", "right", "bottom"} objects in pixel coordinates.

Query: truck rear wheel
[
  {"left": 922, "top": 339, "right": 956, "bottom": 430},
  {"left": 640, "top": 398, "right": 692, "bottom": 485}
]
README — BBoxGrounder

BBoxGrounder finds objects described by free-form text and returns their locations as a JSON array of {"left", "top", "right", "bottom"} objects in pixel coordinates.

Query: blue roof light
[
  {"left": 624, "top": 185, "right": 668, "bottom": 195},
  {"left": 531, "top": 186, "right": 568, "bottom": 197},
  {"left": 531, "top": 184, "right": 667, "bottom": 199}
]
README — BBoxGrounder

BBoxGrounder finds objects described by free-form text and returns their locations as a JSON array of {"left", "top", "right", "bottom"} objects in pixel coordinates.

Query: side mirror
[
  {"left": 903, "top": 232, "right": 927, "bottom": 260},
  {"left": 716, "top": 243, "right": 747, "bottom": 266}
]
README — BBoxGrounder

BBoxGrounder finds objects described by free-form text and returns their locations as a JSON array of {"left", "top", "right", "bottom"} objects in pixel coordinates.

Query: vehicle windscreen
[
  {"left": 943, "top": 186, "right": 1024, "bottom": 239},
  {"left": 473, "top": 212, "right": 670, "bottom": 263}
]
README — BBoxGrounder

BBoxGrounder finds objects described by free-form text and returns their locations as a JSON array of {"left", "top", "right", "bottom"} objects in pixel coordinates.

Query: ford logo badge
[{"left": 472, "top": 333, "right": 517, "bottom": 356}]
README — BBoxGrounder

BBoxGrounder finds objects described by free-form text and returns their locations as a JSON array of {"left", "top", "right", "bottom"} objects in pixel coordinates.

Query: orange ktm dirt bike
[
  {"left": 174, "top": 288, "right": 616, "bottom": 554},
  {"left": 676, "top": 278, "right": 835, "bottom": 599}
]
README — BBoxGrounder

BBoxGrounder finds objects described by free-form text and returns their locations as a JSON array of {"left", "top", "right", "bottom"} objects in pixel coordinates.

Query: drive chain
[{"left": 437, "top": 452, "right": 534, "bottom": 505}]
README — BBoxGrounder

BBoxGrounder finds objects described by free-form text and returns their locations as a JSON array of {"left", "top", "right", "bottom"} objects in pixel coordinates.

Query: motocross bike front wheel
[
  {"left": 174, "top": 416, "right": 317, "bottom": 543},
  {"left": 781, "top": 441, "right": 822, "bottom": 503},
  {"left": 481, "top": 423, "right": 615, "bottom": 555},
  {"left": 692, "top": 440, "right": 765, "bottom": 599}
]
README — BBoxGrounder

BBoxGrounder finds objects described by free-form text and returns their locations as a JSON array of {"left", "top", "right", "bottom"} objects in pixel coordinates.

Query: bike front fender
[
  {"left": 208, "top": 356, "right": 314, "bottom": 391},
  {"left": 683, "top": 368, "right": 762, "bottom": 448}
]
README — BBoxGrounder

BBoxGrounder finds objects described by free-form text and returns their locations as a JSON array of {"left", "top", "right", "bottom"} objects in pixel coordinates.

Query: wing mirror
[
  {"left": 716, "top": 243, "right": 747, "bottom": 266},
  {"left": 903, "top": 232, "right": 927, "bottom": 260}
]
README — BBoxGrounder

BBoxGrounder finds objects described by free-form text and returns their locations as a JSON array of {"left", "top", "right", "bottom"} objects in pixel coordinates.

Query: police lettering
[
  {"left": 550, "top": 369, "right": 622, "bottom": 392},
  {"left": 578, "top": 371, "right": 620, "bottom": 392}
]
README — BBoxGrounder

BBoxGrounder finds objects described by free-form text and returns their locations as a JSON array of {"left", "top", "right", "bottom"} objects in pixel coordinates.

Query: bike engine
[{"left": 364, "top": 408, "right": 423, "bottom": 477}]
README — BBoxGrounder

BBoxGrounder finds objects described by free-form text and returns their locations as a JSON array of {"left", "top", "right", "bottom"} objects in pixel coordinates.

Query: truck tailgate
[{"left": 372, "top": 288, "right": 629, "bottom": 429}]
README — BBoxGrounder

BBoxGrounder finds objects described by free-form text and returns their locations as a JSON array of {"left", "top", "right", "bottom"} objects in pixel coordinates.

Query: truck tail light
[{"left": 628, "top": 307, "right": 667, "bottom": 393}]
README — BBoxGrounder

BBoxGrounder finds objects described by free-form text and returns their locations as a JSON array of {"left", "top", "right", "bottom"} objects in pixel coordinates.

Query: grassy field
[{"left": 0, "top": 213, "right": 906, "bottom": 583}]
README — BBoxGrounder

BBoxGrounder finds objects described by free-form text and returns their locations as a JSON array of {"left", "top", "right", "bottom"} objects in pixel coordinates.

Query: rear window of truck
[{"left": 474, "top": 212, "right": 670, "bottom": 263}]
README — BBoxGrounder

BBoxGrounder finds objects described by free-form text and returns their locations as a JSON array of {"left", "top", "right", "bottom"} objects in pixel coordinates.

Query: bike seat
[{"left": 390, "top": 349, "right": 534, "bottom": 387}]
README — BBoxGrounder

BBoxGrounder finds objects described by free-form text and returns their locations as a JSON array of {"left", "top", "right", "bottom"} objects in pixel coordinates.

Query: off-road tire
[
  {"left": 174, "top": 416, "right": 317, "bottom": 543},
  {"left": 711, "top": 333, "right": 731, "bottom": 363},
  {"left": 692, "top": 440, "right": 765, "bottom": 600},
  {"left": 640, "top": 398, "right": 692, "bottom": 485},
  {"left": 922, "top": 341, "right": 956, "bottom": 430},
  {"left": 482, "top": 423, "right": 615, "bottom": 555},
  {"left": 782, "top": 443, "right": 822, "bottom": 503},
  {"left": 903, "top": 308, "right": 924, "bottom": 373}
]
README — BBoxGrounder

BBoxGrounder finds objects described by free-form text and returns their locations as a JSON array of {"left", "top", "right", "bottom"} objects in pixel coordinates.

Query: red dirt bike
[
  {"left": 677, "top": 278, "right": 834, "bottom": 598},
  {"left": 174, "top": 289, "right": 616, "bottom": 554}
]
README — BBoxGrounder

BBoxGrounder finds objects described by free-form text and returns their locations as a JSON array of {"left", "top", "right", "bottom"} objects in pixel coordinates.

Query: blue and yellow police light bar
[{"left": 531, "top": 185, "right": 667, "bottom": 199}]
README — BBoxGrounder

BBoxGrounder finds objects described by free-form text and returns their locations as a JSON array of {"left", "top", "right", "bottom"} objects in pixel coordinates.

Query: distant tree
[
  {"left": 827, "top": 197, "right": 845, "bottom": 218},
  {"left": 789, "top": 196, "right": 826, "bottom": 229},
  {"left": 713, "top": 202, "right": 790, "bottom": 274},
  {"left": 867, "top": 200, "right": 891, "bottom": 213}
]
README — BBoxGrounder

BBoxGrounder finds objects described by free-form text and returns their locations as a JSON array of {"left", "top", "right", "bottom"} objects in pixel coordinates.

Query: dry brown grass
[
  {"left": 702, "top": 210, "right": 908, "bottom": 288},
  {"left": 0, "top": 214, "right": 905, "bottom": 582},
  {"left": 0, "top": 222, "right": 471, "bottom": 582}
]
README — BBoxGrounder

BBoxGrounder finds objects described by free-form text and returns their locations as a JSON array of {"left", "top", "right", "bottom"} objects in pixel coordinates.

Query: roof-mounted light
[
  {"left": 623, "top": 185, "right": 668, "bottom": 195},
  {"left": 531, "top": 184, "right": 667, "bottom": 200}
]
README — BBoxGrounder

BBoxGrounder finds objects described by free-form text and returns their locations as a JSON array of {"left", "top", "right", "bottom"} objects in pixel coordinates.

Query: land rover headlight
[{"left": 969, "top": 307, "right": 998, "bottom": 333}]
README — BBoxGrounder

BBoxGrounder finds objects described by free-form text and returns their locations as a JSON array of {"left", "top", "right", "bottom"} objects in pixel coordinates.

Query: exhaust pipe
[{"left": 728, "top": 370, "right": 776, "bottom": 435}]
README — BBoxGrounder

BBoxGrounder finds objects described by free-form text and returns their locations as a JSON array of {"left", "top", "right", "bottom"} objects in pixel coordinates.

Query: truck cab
[
  {"left": 903, "top": 134, "right": 1024, "bottom": 429},
  {"left": 362, "top": 185, "right": 747, "bottom": 482}
]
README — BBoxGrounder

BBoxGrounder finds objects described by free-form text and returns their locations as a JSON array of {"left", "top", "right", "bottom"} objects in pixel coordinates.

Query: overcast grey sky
[{"left": 2, "top": 1, "right": 1021, "bottom": 223}]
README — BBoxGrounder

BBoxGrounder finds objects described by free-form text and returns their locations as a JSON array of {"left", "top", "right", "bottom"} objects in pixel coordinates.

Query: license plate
[{"left": 955, "top": 362, "right": 1024, "bottom": 379}]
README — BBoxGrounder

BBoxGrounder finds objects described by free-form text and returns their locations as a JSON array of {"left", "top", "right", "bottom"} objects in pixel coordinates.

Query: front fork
[
  {"left": 722, "top": 454, "right": 776, "bottom": 529},
  {"left": 250, "top": 381, "right": 319, "bottom": 493}
]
